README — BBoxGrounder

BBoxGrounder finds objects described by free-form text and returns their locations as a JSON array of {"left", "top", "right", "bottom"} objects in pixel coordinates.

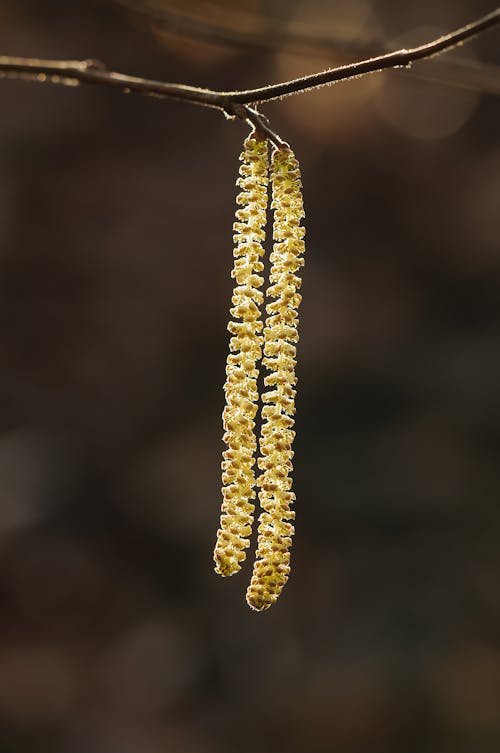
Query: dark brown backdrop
[{"left": 0, "top": 2, "right": 499, "bottom": 751}]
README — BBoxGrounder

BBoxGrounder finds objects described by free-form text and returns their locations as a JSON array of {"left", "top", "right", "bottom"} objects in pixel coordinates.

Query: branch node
[
  {"left": 81, "top": 58, "right": 107, "bottom": 72},
  {"left": 224, "top": 101, "right": 247, "bottom": 120}
]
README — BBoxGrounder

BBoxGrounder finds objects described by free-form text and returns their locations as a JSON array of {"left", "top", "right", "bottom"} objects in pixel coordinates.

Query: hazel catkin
[
  {"left": 213, "top": 134, "right": 269, "bottom": 577},
  {"left": 246, "top": 145, "right": 305, "bottom": 611}
]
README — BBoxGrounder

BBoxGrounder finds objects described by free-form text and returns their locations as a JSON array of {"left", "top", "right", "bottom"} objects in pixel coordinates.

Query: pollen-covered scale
[{"left": 214, "top": 133, "right": 305, "bottom": 611}]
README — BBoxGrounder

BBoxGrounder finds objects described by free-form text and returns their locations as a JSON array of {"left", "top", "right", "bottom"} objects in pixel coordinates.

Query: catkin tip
[{"left": 214, "top": 554, "right": 241, "bottom": 577}]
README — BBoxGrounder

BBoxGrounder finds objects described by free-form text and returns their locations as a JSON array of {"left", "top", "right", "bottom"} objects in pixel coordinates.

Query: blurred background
[{"left": 0, "top": 1, "right": 499, "bottom": 751}]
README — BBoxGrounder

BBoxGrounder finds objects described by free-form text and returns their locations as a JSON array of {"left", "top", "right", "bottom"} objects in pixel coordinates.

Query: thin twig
[
  {"left": 121, "top": 0, "right": 500, "bottom": 96},
  {"left": 230, "top": 7, "right": 500, "bottom": 104},
  {"left": 0, "top": 7, "right": 498, "bottom": 116}
]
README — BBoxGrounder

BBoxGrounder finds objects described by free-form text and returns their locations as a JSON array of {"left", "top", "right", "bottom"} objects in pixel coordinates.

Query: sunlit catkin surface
[
  {"left": 246, "top": 146, "right": 305, "bottom": 610},
  {"left": 214, "top": 135, "right": 269, "bottom": 577}
]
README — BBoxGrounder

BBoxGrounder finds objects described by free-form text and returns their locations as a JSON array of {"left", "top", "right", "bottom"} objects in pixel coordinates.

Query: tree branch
[
  {"left": 121, "top": 0, "right": 500, "bottom": 97},
  {"left": 230, "top": 7, "right": 500, "bottom": 105},
  {"left": 0, "top": 7, "right": 498, "bottom": 118}
]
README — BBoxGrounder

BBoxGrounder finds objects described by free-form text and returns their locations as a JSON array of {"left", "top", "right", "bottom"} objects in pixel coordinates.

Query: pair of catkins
[{"left": 213, "top": 131, "right": 305, "bottom": 611}]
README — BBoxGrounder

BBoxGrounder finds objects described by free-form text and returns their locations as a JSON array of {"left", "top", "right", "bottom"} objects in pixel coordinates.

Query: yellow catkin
[
  {"left": 246, "top": 145, "right": 305, "bottom": 611},
  {"left": 214, "top": 134, "right": 269, "bottom": 577}
]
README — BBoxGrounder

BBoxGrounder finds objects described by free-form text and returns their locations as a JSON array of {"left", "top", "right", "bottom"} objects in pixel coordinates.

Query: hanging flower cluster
[
  {"left": 214, "top": 135, "right": 268, "bottom": 577},
  {"left": 214, "top": 132, "right": 305, "bottom": 610},
  {"left": 246, "top": 147, "right": 305, "bottom": 611}
]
